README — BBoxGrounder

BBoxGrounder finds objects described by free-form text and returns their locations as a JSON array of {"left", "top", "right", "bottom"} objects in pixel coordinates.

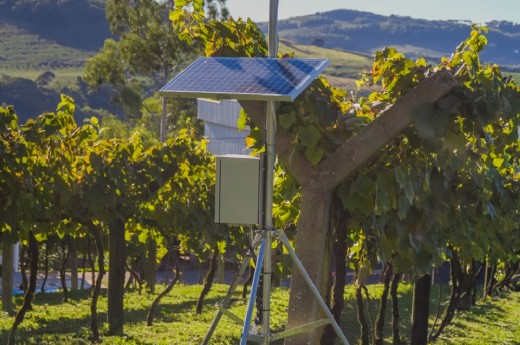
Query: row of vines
[
  {"left": 0, "top": 95, "right": 247, "bottom": 343},
  {"left": 1, "top": 1, "right": 520, "bottom": 344}
]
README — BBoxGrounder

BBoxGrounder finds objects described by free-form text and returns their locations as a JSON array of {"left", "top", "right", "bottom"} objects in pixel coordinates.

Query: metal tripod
[{"left": 201, "top": 227, "right": 350, "bottom": 344}]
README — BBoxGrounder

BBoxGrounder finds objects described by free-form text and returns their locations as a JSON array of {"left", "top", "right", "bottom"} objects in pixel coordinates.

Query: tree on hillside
[{"left": 84, "top": 0, "right": 228, "bottom": 122}]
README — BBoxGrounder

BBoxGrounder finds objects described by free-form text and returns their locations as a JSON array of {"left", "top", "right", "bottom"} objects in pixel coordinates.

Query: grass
[
  {"left": 280, "top": 39, "right": 373, "bottom": 77},
  {"left": 279, "top": 39, "right": 373, "bottom": 90},
  {"left": 0, "top": 68, "right": 84, "bottom": 86},
  {"left": 0, "top": 282, "right": 518, "bottom": 345},
  {"left": 433, "top": 292, "right": 520, "bottom": 345}
]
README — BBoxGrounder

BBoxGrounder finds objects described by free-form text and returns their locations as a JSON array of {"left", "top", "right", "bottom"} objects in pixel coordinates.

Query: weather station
[{"left": 159, "top": 1, "right": 350, "bottom": 344}]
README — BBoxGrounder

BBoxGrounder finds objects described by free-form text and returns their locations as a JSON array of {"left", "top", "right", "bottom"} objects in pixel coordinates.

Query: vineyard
[{"left": 1, "top": 0, "right": 520, "bottom": 345}]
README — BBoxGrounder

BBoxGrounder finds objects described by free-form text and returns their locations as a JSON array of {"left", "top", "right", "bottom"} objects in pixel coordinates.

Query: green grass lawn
[
  {"left": 433, "top": 292, "right": 520, "bottom": 345},
  {"left": 0, "top": 282, "right": 518, "bottom": 344}
]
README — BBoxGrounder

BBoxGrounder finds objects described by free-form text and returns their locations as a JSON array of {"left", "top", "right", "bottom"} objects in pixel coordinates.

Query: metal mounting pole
[
  {"left": 160, "top": 97, "right": 167, "bottom": 143},
  {"left": 268, "top": 0, "right": 279, "bottom": 58},
  {"left": 260, "top": 1, "right": 279, "bottom": 343}
]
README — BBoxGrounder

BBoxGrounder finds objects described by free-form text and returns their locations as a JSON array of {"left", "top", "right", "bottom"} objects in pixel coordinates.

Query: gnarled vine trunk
[
  {"left": 390, "top": 273, "right": 402, "bottom": 345},
  {"left": 430, "top": 252, "right": 461, "bottom": 341},
  {"left": 356, "top": 284, "right": 370, "bottom": 345},
  {"left": 2, "top": 236, "right": 15, "bottom": 315},
  {"left": 125, "top": 261, "right": 144, "bottom": 294},
  {"left": 89, "top": 222, "right": 105, "bottom": 342},
  {"left": 107, "top": 217, "right": 126, "bottom": 335},
  {"left": 60, "top": 237, "right": 71, "bottom": 302},
  {"left": 8, "top": 233, "right": 38, "bottom": 345},
  {"left": 374, "top": 264, "right": 393, "bottom": 345},
  {"left": 41, "top": 241, "right": 49, "bottom": 293},
  {"left": 87, "top": 236, "right": 96, "bottom": 296},
  {"left": 19, "top": 243, "right": 28, "bottom": 293},
  {"left": 196, "top": 248, "right": 219, "bottom": 314},
  {"left": 147, "top": 246, "right": 180, "bottom": 325},
  {"left": 70, "top": 237, "right": 78, "bottom": 291}
]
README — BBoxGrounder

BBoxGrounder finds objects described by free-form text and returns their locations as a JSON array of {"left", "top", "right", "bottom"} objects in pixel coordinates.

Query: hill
[
  {"left": 278, "top": 39, "right": 372, "bottom": 90},
  {"left": 0, "top": 0, "right": 115, "bottom": 120},
  {"left": 259, "top": 9, "right": 520, "bottom": 70},
  {"left": 1, "top": 2, "right": 520, "bottom": 120},
  {"left": 0, "top": 0, "right": 109, "bottom": 74},
  {"left": 0, "top": 0, "right": 110, "bottom": 52}
]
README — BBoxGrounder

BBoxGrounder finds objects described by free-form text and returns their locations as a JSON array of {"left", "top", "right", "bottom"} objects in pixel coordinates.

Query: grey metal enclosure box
[{"left": 215, "top": 155, "right": 260, "bottom": 225}]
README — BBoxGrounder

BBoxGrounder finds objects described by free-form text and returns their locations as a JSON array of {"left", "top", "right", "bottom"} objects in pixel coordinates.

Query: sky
[{"left": 225, "top": 0, "right": 520, "bottom": 24}]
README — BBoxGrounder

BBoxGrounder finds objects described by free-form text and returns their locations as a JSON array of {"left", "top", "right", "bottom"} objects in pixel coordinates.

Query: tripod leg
[
  {"left": 202, "top": 233, "right": 262, "bottom": 345},
  {"left": 277, "top": 231, "right": 350, "bottom": 345},
  {"left": 240, "top": 236, "right": 267, "bottom": 345}
]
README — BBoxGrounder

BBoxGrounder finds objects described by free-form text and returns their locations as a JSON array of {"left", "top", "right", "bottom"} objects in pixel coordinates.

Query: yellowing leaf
[
  {"left": 245, "top": 136, "right": 256, "bottom": 148},
  {"left": 492, "top": 157, "right": 504, "bottom": 168}
]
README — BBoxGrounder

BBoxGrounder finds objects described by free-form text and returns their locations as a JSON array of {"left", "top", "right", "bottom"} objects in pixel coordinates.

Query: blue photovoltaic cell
[{"left": 159, "top": 57, "right": 329, "bottom": 102}]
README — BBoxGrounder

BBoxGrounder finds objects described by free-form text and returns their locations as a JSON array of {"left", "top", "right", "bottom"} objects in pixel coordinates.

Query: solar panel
[{"left": 159, "top": 57, "right": 330, "bottom": 102}]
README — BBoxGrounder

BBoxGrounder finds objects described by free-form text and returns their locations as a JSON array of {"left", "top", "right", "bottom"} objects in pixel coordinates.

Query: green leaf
[
  {"left": 375, "top": 183, "right": 390, "bottom": 214},
  {"left": 395, "top": 166, "right": 407, "bottom": 190},
  {"left": 443, "top": 129, "right": 466, "bottom": 153},
  {"left": 298, "top": 126, "right": 321, "bottom": 147},
  {"left": 414, "top": 250, "right": 433, "bottom": 276},
  {"left": 375, "top": 172, "right": 397, "bottom": 214},
  {"left": 398, "top": 194, "right": 410, "bottom": 220},
  {"left": 57, "top": 94, "right": 75, "bottom": 115},
  {"left": 305, "top": 146, "right": 324, "bottom": 165},
  {"left": 404, "top": 179, "right": 414, "bottom": 205},
  {"left": 412, "top": 103, "right": 450, "bottom": 138},
  {"left": 352, "top": 175, "right": 375, "bottom": 200},
  {"left": 279, "top": 110, "right": 296, "bottom": 130}
]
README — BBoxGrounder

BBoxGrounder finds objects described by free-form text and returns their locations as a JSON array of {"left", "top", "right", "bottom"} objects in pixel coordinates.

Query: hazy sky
[{"left": 225, "top": 0, "right": 520, "bottom": 24}]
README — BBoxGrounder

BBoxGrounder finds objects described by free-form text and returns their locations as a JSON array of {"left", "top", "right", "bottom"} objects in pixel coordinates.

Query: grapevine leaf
[
  {"left": 305, "top": 146, "right": 324, "bottom": 165},
  {"left": 395, "top": 166, "right": 407, "bottom": 190},
  {"left": 398, "top": 194, "right": 410, "bottom": 220},
  {"left": 298, "top": 126, "right": 321, "bottom": 147},
  {"left": 279, "top": 110, "right": 296, "bottom": 130}
]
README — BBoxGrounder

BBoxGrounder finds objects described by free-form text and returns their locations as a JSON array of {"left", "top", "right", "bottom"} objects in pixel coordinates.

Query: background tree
[{"left": 84, "top": 0, "right": 228, "bottom": 124}]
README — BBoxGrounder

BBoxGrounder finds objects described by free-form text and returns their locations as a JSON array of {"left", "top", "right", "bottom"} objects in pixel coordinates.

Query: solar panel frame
[{"left": 159, "top": 57, "right": 330, "bottom": 102}]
